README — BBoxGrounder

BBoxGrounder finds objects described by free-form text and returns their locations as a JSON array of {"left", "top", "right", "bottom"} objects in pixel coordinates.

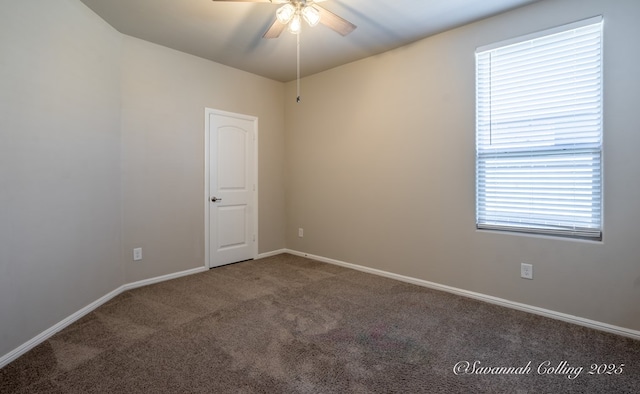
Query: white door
[{"left": 206, "top": 109, "right": 257, "bottom": 268}]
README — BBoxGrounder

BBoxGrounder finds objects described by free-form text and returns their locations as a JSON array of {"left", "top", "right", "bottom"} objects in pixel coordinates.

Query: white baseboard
[
  {"left": 120, "top": 266, "right": 207, "bottom": 292},
  {"left": 4, "top": 250, "right": 637, "bottom": 369},
  {"left": 0, "top": 266, "right": 207, "bottom": 369},
  {"left": 257, "top": 249, "right": 287, "bottom": 259},
  {"left": 0, "top": 287, "right": 122, "bottom": 369},
  {"left": 285, "top": 249, "right": 640, "bottom": 341}
]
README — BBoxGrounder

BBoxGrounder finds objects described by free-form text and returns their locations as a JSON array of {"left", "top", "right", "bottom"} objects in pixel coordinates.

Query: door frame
[{"left": 204, "top": 108, "right": 258, "bottom": 269}]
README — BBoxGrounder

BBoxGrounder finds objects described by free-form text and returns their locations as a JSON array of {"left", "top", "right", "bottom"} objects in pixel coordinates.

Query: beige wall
[
  {"left": 121, "top": 36, "right": 286, "bottom": 283},
  {"left": 285, "top": 0, "right": 640, "bottom": 331},
  {"left": 0, "top": 0, "right": 123, "bottom": 356}
]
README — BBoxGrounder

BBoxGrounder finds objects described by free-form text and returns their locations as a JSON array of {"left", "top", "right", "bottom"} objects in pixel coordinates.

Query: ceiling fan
[{"left": 212, "top": 0, "right": 357, "bottom": 38}]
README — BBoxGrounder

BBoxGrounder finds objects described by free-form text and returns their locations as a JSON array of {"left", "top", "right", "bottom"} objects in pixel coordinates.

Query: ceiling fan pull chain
[{"left": 296, "top": 30, "right": 301, "bottom": 103}]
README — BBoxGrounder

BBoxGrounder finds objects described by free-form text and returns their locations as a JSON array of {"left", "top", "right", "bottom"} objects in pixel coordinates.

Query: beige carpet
[{"left": 1, "top": 253, "right": 639, "bottom": 393}]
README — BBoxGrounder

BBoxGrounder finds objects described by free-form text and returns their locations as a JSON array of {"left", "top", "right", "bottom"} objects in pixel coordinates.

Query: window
[{"left": 475, "top": 17, "right": 603, "bottom": 240}]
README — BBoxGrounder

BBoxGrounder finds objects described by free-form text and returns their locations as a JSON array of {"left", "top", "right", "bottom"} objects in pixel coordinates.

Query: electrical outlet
[
  {"left": 298, "top": 228, "right": 304, "bottom": 238},
  {"left": 133, "top": 248, "right": 142, "bottom": 261},
  {"left": 521, "top": 263, "right": 533, "bottom": 279}
]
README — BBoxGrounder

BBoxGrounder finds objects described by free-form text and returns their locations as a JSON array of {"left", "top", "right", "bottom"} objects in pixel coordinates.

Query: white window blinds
[{"left": 475, "top": 17, "right": 603, "bottom": 240}]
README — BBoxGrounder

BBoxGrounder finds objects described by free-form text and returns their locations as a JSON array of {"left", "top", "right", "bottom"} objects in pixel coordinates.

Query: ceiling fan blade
[
  {"left": 263, "top": 19, "right": 286, "bottom": 39},
  {"left": 314, "top": 5, "right": 357, "bottom": 36},
  {"left": 211, "top": 0, "right": 287, "bottom": 3}
]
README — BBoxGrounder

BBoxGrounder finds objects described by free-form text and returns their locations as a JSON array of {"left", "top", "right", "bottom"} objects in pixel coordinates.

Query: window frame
[{"left": 475, "top": 16, "right": 604, "bottom": 241}]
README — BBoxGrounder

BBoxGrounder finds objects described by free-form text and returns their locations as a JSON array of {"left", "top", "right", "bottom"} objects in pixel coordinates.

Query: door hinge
[{"left": 253, "top": 234, "right": 256, "bottom": 242}]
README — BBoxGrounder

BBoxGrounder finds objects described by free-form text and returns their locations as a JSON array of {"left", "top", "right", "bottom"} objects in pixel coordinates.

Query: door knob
[{"left": 211, "top": 197, "right": 222, "bottom": 202}]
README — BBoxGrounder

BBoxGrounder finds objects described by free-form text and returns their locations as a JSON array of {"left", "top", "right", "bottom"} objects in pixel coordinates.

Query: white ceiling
[{"left": 79, "top": 0, "right": 541, "bottom": 82}]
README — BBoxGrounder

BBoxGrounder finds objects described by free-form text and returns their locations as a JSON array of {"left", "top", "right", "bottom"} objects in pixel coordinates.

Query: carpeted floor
[{"left": 1, "top": 253, "right": 639, "bottom": 393}]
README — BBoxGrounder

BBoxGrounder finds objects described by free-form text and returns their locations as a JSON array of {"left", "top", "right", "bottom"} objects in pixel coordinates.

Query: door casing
[{"left": 204, "top": 108, "right": 258, "bottom": 269}]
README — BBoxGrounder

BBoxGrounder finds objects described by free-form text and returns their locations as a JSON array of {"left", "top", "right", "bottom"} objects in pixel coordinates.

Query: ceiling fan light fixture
[
  {"left": 276, "top": 3, "right": 295, "bottom": 24},
  {"left": 302, "top": 6, "right": 320, "bottom": 27},
  {"left": 288, "top": 14, "right": 302, "bottom": 34}
]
